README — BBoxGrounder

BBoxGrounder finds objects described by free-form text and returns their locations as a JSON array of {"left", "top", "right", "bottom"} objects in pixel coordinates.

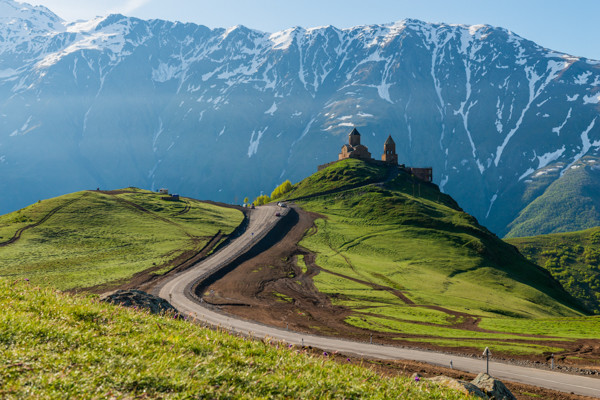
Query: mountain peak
[
  {"left": 0, "top": 0, "right": 63, "bottom": 23},
  {"left": 0, "top": 0, "right": 64, "bottom": 41}
]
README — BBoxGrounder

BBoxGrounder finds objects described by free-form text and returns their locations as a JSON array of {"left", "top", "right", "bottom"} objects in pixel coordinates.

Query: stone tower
[
  {"left": 381, "top": 135, "right": 398, "bottom": 164},
  {"left": 349, "top": 128, "right": 361, "bottom": 146}
]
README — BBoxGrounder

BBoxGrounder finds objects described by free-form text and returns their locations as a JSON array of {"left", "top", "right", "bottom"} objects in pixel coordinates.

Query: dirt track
[
  {"left": 0, "top": 194, "right": 86, "bottom": 247},
  {"left": 198, "top": 207, "right": 358, "bottom": 337}
]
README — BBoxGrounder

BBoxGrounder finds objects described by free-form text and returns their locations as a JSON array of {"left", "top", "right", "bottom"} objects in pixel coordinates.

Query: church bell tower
[{"left": 381, "top": 135, "right": 398, "bottom": 164}]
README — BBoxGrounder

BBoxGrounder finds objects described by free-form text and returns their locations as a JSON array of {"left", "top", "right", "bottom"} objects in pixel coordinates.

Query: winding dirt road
[{"left": 158, "top": 205, "right": 600, "bottom": 398}]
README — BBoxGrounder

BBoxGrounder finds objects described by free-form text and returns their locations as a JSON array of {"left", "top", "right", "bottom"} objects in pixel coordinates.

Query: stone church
[
  {"left": 338, "top": 128, "right": 372, "bottom": 160},
  {"left": 319, "top": 127, "right": 433, "bottom": 183}
]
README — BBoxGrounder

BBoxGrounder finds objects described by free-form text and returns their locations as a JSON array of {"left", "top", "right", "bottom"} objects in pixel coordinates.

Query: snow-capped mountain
[{"left": 1, "top": 0, "right": 599, "bottom": 236}]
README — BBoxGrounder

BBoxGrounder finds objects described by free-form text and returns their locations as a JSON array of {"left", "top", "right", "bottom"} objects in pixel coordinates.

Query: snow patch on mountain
[
  {"left": 583, "top": 94, "right": 600, "bottom": 104},
  {"left": 575, "top": 71, "right": 592, "bottom": 85},
  {"left": 0, "top": 68, "right": 20, "bottom": 78},
  {"left": 152, "top": 62, "right": 181, "bottom": 82},
  {"left": 537, "top": 146, "right": 566, "bottom": 170},
  {"left": 518, "top": 168, "right": 535, "bottom": 181},
  {"left": 486, "top": 193, "right": 498, "bottom": 218},
  {"left": 37, "top": 16, "right": 132, "bottom": 68},
  {"left": 248, "top": 127, "right": 268, "bottom": 157},
  {"left": 269, "top": 28, "right": 297, "bottom": 50},
  {"left": 561, "top": 118, "right": 599, "bottom": 176},
  {"left": 265, "top": 102, "right": 277, "bottom": 115},
  {"left": 552, "top": 108, "right": 572, "bottom": 135},
  {"left": 152, "top": 118, "right": 163, "bottom": 153}
]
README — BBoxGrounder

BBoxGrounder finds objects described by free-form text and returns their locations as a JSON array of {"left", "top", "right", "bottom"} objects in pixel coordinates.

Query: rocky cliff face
[{"left": 1, "top": 0, "right": 599, "bottom": 235}]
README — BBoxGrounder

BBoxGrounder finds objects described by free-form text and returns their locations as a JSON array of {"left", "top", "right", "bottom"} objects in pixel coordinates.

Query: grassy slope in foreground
[
  {"left": 0, "top": 279, "right": 468, "bottom": 400},
  {"left": 0, "top": 189, "right": 243, "bottom": 290},
  {"left": 507, "top": 226, "right": 600, "bottom": 314}
]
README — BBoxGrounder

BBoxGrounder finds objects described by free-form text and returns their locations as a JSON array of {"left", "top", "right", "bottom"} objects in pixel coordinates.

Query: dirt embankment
[{"left": 194, "top": 207, "right": 353, "bottom": 335}]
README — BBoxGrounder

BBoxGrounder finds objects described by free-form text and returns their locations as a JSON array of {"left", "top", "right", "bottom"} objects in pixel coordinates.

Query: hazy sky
[{"left": 27, "top": 0, "right": 600, "bottom": 60}]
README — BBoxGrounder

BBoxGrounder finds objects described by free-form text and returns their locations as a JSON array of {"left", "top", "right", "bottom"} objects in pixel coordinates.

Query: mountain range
[{"left": 1, "top": 0, "right": 599, "bottom": 236}]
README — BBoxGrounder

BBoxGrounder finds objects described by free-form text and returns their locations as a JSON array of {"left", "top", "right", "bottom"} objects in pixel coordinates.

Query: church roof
[
  {"left": 384, "top": 135, "right": 395, "bottom": 145},
  {"left": 349, "top": 128, "right": 360, "bottom": 136}
]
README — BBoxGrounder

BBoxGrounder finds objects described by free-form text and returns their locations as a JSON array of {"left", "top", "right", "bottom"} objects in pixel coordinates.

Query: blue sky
[{"left": 28, "top": 0, "right": 600, "bottom": 60}]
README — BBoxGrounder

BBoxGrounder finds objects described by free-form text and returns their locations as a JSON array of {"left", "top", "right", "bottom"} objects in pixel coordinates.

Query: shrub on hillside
[
  {"left": 253, "top": 195, "right": 270, "bottom": 206},
  {"left": 271, "top": 180, "right": 293, "bottom": 200}
]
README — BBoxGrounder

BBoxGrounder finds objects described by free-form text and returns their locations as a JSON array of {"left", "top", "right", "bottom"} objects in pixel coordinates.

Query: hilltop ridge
[{"left": 0, "top": 188, "right": 244, "bottom": 291}]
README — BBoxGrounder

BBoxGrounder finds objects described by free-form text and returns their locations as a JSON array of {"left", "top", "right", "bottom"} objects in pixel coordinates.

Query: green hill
[
  {"left": 0, "top": 279, "right": 467, "bottom": 399},
  {"left": 293, "top": 159, "right": 585, "bottom": 319},
  {"left": 506, "top": 226, "right": 600, "bottom": 314},
  {"left": 505, "top": 158, "right": 600, "bottom": 238},
  {"left": 0, "top": 189, "right": 243, "bottom": 290},
  {"left": 280, "top": 159, "right": 600, "bottom": 357},
  {"left": 285, "top": 159, "right": 389, "bottom": 199}
]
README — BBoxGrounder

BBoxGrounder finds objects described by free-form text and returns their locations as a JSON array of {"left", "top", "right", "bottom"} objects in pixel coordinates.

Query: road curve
[{"left": 159, "top": 205, "right": 600, "bottom": 398}]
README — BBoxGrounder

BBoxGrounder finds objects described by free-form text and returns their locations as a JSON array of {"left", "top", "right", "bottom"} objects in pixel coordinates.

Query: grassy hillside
[
  {"left": 284, "top": 158, "right": 389, "bottom": 199},
  {"left": 296, "top": 160, "right": 584, "bottom": 318},
  {"left": 506, "top": 158, "right": 600, "bottom": 238},
  {"left": 0, "top": 189, "right": 243, "bottom": 290},
  {"left": 507, "top": 226, "right": 600, "bottom": 314},
  {"left": 286, "top": 160, "right": 599, "bottom": 357},
  {"left": 0, "top": 279, "right": 468, "bottom": 399}
]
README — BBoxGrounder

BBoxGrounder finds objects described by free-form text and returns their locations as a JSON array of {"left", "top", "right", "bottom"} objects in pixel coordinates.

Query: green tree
[
  {"left": 253, "top": 195, "right": 270, "bottom": 206},
  {"left": 243, "top": 197, "right": 249, "bottom": 205},
  {"left": 271, "top": 180, "right": 293, "bottom": 200}
]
